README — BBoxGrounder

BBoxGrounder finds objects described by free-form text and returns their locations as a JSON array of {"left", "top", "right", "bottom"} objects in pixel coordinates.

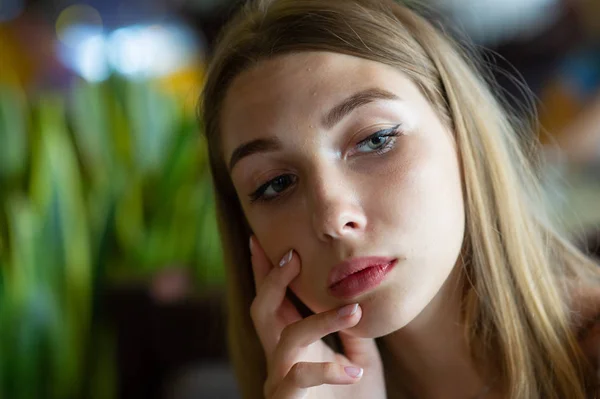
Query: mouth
[{"left": 327, "top": 257, "right": 397, "bottom": 299}]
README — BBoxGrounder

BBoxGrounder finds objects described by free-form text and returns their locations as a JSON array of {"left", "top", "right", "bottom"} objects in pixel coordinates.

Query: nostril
[
  {"left": 345, "top": 221, "right": 359, "bottom": 229},
  {"left": 312, "top": 204, "right": 366, "bottom": 241}
]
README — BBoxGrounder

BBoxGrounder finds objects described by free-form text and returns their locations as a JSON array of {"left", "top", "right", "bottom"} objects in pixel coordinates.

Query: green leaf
[
  {"left": 125, "top": 80, "right": 181, "bottom": 175},
  {"left": 70, "top": 80, "right": 115, "bottom": 185},
  {"left": 0, "top": 86, "right": 28, "bottom": 179},
  {"left": 28, "top": 97, "right": 93, "bottom": 397}
]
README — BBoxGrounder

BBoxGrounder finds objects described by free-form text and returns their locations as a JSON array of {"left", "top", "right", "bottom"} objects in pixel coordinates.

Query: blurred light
[
  {"left": 59, "top": 24, "right": 103, "bottom": 49},
  {"left": 107, "top": 24, "right": 198, "bottom": 79},
  {"left": 76, "top": 34, "right": 110, "bottom": 82},
  {"left": 56, "top": 4, "right": 103, "bottom": 46},
  {"left": 56, "top": 25, "right": 109, "bottom": 82},
  {"left": 0, "top": 0, "right": 25, "bottom": 22},
  {"left": 106, "top": 26, "right": 151, "bottom": 77},
  {"left": 56, "top": 16, "right": 199, "bottom": 82},
  {"left": 433, "top": 0, "right": 561, "bottom": 45}
]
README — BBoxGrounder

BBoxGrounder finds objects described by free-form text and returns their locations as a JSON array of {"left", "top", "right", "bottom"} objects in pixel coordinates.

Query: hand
[{"left": 249, "top": 236, "right": 387, "bottom": 399}]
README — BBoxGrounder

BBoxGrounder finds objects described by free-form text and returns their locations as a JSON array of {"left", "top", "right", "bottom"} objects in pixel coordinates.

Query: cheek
[
  {"left": 245, "top": 216, "right": 284, "bottom": 265},
  {"left": 244, "top": 207, "right": 333, "bottom": 312},
  {"left": 247, "top": 219, "right": 324, "bottom": 311},
  {"left": 378, "top": 135, "right": 464, "bottom": 254},
  {"left": 250, "top": 217, "right": 328, "bottom": 312},
  {"left": 289, "top": 276, "right": 332, "bottom": 314},
  {"left": 408, "top": 139, "right": 465, "bottom": 261},
  {"left": 245, "top": 206, "right": 311, "bottom": 266}
]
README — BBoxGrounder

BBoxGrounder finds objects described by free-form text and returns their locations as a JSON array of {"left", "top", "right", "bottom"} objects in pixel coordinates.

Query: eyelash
[
  {"left": 248, "top": 125, "right": 402, "bottom": 203},
  {"left": 355, "top": 125, "right": 401, "bottom": 155}
]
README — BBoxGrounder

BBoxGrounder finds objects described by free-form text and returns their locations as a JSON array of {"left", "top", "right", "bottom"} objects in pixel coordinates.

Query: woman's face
[{"left": 221, "top": 51, "right": 465, "bottom": 338}]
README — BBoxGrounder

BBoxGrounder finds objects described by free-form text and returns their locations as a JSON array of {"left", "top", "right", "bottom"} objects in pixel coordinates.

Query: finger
[
  {"left": 271, "top": 304, "right": 362, "bottom": 376},
  {"left": 250, "top": 236, "right": 298, "bottom": 291},
  {"left": 249, "top": 235, "right": 271, "bottom": 290},
  {"left": 271, "top": 362, "right": 363, "bottom": 399},
  {"left": 251, "top": 249, "right": 301, "bottom": 325},
  {"left": 250, "top": 248, "right": 302, "bottom": 352}
]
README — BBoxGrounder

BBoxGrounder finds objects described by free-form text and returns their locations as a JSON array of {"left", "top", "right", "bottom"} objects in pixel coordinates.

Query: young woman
[{"left": 199, "top": 0, "right": 600, "bottom": 397}]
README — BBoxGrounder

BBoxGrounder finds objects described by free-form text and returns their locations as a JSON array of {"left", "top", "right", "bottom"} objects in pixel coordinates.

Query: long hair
[{"left": 200, "top": 0, "right": 600, "bottom": 397}]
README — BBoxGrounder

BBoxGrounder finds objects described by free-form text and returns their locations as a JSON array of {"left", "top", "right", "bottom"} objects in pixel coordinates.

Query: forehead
[{"left": 220, "top": 51, "right": 417, "bottom": 155}]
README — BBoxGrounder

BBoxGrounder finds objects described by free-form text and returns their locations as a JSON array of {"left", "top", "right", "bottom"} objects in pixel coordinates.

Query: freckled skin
[{"left": 221, "top": 51, "right": 465, "bottom": 338}]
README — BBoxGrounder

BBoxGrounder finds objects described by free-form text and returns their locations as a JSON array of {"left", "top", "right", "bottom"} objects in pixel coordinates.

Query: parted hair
[{"left": 200, "top": 0, "right": 600, "bottom": 397}]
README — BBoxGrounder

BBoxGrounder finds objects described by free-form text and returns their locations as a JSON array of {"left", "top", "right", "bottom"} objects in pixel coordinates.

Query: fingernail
[
  {"left": 249, "top": 236, "right": 254, "bottom": 255},
  {"left": 344, "top": 366, "right": 363, "bottom": 378},
  {"left": 337, "top": 303, "right": 358, "bottom": 317},
  {"left": 279, "top": 249, "right": 293, "bottom": 267}
]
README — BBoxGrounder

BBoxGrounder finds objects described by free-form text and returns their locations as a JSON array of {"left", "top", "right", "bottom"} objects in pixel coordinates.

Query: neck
[{"left": 380, "top": 266, "right": 497, "bottom": 399}]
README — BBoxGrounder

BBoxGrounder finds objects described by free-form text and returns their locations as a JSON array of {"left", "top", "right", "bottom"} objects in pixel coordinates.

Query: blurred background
[{"left": 0, "top": 0, "right": 599, "bottom": 398}]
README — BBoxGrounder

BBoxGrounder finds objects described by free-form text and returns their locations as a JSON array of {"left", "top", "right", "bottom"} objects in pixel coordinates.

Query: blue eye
[
  {"left": 356, "top": 125, "right": 401, "bottom": 154},
  {"left": 249, "top": 174, "right": 297, "bottom": 202},
  {"left": 248, "top": 125, "right": 401, "bottom": 203}
]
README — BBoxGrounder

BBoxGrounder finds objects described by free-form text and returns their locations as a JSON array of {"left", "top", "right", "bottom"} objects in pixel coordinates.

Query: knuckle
[
  {"left": 272, "top": 338, "right": 291, "bottom": 368},
  {"left": 279, "top": 322, "right": 295, "bottom": 343},
  {"left": 288, "top": 362, "right": 307, "bottom": 385},
  {"left": 322, "top": 362, "right": 338, "bottom": 379},
  {"left": 277, "top": 321, "right": 302, "bottom": 354},
  {"left": 262, "top": 268, "right": 279, "bottom": 288},
  {"left": 249, "top": 298, "right": 263, "bottom": 322}
]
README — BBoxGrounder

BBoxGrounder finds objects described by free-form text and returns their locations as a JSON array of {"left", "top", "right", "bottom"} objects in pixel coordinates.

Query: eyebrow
[
  {"left": 228, "top": 137, "right": 282, "bottom": 172},
  {"left": 228, "top": 87, "right": 400, "bottom": 171},
  {"left": 321, "top": 88, "right": 400, "bottom": 129}
]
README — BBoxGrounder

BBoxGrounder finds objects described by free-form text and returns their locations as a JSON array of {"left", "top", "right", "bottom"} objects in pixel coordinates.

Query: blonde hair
[{"left": 200, "top": 0, "right": 600, "bottom": 397}]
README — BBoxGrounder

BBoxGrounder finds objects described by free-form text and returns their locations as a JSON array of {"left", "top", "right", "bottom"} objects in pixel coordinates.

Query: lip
[{"left": 327, "top": 257, "right": 397, "bottom": 299}]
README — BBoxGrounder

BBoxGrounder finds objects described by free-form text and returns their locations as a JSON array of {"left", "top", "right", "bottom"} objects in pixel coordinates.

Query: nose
[{"left": 310, "top": 179, "right": 367, "bottom": 242}]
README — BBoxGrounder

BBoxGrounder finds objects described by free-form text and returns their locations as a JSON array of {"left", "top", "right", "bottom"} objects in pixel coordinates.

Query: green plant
[{"left": 0, "top": 75, "right": 223, "bottom": 398}]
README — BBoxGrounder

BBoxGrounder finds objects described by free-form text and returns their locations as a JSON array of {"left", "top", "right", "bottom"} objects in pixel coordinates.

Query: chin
[{"left": 342, "top": 287, "right": 423, "bottom": 338}]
